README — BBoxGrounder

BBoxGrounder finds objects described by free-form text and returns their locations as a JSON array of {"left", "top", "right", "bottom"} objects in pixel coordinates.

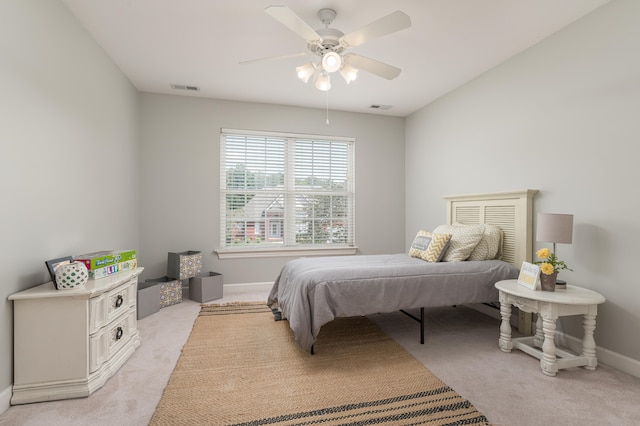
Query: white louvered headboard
[{"left": 444, "top": 190, "right": 538, "bottom": 268}]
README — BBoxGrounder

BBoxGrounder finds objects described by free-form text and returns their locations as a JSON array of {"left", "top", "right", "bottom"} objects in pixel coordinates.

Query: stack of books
[{"left": 74, "top": 250, "right": 137, "bottom": 280}]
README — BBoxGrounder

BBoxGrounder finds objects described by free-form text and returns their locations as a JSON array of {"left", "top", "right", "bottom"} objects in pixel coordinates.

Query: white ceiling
[{"left": 62, "top": 0, "right": 610, "bottom": 117}]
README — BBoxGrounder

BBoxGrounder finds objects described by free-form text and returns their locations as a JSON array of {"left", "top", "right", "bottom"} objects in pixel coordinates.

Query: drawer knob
[
  {"left": 115, "top": 327, "right": 124, "bottom": 340},
  {"left": 115, "top": 295, "right": 124, "bottom": 308}
]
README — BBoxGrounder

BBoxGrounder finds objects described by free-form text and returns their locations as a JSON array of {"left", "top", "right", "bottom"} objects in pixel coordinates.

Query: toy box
[
  {"left": 88, "top": 259, "right": 138, "bottom": 280},
  {"left": 75, "top": 250, "right": 137, "bottom": 270}
]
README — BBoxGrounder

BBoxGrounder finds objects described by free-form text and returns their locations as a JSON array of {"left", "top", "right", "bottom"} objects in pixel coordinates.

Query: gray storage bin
[
  {"left": 167, "top": 251, "right": 202, "bottom": 280},
  {"left": 145, "top": 276, "right": 182, "bottom": 308},
  {"left": 189, "top": 272, "right": 223, "bottom": 303},
  {"left": 137, "top": 281, "right": 161, "bottom": 319},
  {"left": 181, "top": 279, "right": 189, "bottom": 300}
]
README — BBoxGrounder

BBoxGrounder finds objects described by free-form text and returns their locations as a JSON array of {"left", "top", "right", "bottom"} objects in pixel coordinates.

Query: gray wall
[
  {"left": 406, "top": 0, "right": 640, "bottom": 364},
  {"left": 0, "top": 1, "right": 140, "bottom": 396},
  {"left": 139, "top": 94, "right": 406, "bottom": 284}
]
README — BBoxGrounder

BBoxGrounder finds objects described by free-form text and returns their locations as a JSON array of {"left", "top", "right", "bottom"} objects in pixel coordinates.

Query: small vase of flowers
[{"left": 534, "top": 248, "right": 573, "bottom": 291}]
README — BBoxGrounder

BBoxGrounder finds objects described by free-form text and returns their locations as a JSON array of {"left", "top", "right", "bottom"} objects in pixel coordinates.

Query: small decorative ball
[{"left": 55, "top": 261, "right": 89, "bottom": 290}]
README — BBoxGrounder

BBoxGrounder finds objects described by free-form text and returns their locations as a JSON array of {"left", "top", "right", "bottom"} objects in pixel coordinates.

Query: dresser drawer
[
  {"left": 89, "top": 278, "right": 137, "bottom": 334},
  {"left": 89, "top": 308, "right": 136, "bottom": 373}
]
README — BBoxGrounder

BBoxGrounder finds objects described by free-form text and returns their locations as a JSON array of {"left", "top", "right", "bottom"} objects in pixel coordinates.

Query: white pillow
[
  {"left": 432, "top": 224, "right": 485, "bottom": 262},
  {"left": 468, "top": 224, "right": 503, "bottom": 261}
]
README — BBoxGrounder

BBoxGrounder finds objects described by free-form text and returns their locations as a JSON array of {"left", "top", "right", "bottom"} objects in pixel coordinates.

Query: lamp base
[{"left": 555, "top": 279, "right": 567, "bottom": 289}]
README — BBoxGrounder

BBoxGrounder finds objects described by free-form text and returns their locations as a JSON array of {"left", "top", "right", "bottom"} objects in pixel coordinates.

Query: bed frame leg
[
  {"left": 311, "top": 345, "right": 314, "bottom": 355},
  {"left": 399, "top": 308, "right": 426, "bottom": 345}
]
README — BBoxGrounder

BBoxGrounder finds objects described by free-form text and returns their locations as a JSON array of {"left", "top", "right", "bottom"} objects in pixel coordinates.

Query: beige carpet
[{"left": 149, "top": 302, "right": 489, "bottom": 425}]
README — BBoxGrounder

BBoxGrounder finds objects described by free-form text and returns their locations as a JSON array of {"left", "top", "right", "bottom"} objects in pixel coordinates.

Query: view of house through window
[{"left": 220, "top": 129, "right": 355, "bottom": 251}]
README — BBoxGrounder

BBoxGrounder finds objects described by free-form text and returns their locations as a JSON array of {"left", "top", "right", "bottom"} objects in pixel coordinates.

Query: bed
[{"left": 267, "top": 190, "right": 538, "bottom": 353}]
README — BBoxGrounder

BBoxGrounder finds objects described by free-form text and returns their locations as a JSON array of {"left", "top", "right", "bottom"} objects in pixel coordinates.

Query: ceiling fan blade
[
  {"left": 239, "top": 52, "right": 309, "bottom": 65},
  {"left": 265, "top": 5, "right": 322, "bottom": 44},
  {"left": 344, "top": 54, "right": 402, "bottom": 80},
  {"left": 340, "top": 10, "right": 411, "bottom": 48}
]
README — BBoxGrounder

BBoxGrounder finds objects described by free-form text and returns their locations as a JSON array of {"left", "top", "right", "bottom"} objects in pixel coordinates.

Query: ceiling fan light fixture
[
  {"left": 315, "top": 73, "right": 331, "bottom": 91},
  {"left": 340, "top": 63, "right": 358, "bottom": 84},
  {"left": 258, "top": 6, "right": 410, "bottom": 93},
  {"left": 321, "top": 51, "right": 342, "bottom": 73},
  {"left": 296, "top": 62, "right": 316, "bottom": 83}
]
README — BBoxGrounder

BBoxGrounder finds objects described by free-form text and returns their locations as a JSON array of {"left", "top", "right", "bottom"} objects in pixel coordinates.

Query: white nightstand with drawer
[{"left": 9, "top": 267, "right": 143, "bottom": 404}]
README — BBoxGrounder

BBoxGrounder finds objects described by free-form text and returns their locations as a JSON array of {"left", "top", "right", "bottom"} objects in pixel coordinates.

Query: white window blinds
[{"left": 220, "top": 129, "right": 355, "bottom": 250}]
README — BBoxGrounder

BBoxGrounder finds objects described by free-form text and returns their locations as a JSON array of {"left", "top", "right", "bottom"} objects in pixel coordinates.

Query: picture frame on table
[
  {"left": 517, "top": 261, "right": 541, "bottom": 290},
  {"left": 45, "top": 256, "right": 73, "bottom": 289}
]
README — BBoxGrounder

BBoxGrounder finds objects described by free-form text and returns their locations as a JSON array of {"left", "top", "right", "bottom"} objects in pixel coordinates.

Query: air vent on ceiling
[
  {"left": 369, "top": 104, "right": 392, "bottom": 111},
  {"left": 170, "top": 84, "right": 200, "bottom": 91}
]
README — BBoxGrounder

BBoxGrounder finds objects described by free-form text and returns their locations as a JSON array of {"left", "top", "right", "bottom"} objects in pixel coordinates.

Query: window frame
[{"left": 216, "top": 129, "right": 357, "bottom": 259}]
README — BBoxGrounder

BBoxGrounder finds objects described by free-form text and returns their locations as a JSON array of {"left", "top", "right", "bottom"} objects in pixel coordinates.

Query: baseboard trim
[
  {"left": 555, "top": 331, "right": 640, "bottom": 379},
  {"left": 0, "top": 385, "right": 11, "bottom": 415},
  {"left": 466, "top": 303, "right": 500, "bottom": 320},
  {"left": 223, "top": 282, "right": 272, "bottom": 295}
]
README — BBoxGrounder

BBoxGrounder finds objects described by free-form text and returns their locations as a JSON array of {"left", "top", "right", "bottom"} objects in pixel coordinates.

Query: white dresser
[{"left": 8, "top": 267, "right": 143, "bottom": 404}]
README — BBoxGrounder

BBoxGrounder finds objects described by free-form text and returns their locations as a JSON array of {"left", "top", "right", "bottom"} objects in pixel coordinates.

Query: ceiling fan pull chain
[{"left": 326, "top": 91, "right": 330, "bottom": 125}]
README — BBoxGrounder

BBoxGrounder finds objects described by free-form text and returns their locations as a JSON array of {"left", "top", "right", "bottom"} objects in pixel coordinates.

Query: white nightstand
[{"left": 495, "top": 279, "right": 606, "bottom": 377}]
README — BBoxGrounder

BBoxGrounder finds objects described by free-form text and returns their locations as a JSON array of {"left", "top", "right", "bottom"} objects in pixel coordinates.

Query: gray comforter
[{"left": 267, "top": 253, "right": 518, "bottom": 352}]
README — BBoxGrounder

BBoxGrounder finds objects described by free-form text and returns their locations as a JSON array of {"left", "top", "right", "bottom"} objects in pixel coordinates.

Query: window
[{"left": 218, "top": 129, "right": 355, "bottom": 257}]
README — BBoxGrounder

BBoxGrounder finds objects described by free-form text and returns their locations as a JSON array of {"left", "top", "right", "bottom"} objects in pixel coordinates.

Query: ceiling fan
[{"left": 242, "top": 5, "right": 411, "bottom": 91}]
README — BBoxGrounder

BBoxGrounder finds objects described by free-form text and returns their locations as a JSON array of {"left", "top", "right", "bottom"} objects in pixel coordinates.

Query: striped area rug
[{"left": 150, "top": 302, "right": 489, "bottom": 425}]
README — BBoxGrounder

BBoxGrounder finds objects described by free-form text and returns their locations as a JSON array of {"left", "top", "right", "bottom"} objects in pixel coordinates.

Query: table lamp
[{"left": 536, "top": 213, "right": 573, "bottom": 288}]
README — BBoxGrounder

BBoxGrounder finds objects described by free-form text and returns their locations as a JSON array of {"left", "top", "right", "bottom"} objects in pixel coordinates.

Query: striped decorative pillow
[
  {"left": 432, "top": 224, "right": 485, "bottom": 262},
  {"left": 468, "top": 223, "right": 503, "bottom": 261},
  {"left": 409, "top": 230, "right": 452, "bottom": 262}
]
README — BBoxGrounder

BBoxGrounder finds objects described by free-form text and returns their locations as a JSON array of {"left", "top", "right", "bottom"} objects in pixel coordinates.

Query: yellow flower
[
  {"left": 536, "top": 248, "right": 551, "bottom": 260},
  {"left": 534, "top": 247, "right": 573, "bottom": 274},
  {"left": 540, "top": 263, "right": 555, "bottom": 275}
]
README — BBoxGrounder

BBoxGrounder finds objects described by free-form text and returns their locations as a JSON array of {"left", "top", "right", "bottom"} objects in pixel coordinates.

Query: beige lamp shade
[{"left": 536, "top": 213, "right": 573, "bottom": 244}]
